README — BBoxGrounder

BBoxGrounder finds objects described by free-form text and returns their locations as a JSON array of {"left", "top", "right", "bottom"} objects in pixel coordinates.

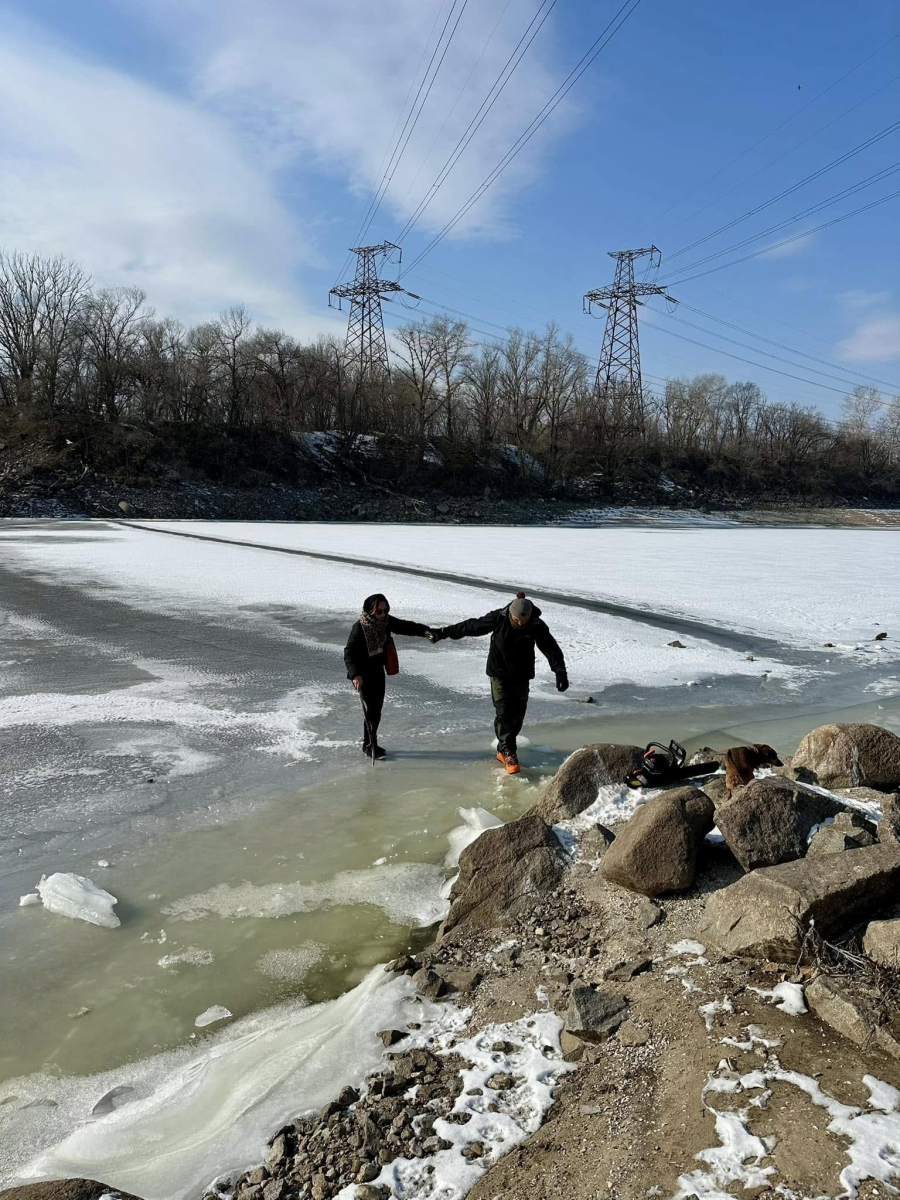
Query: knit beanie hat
[{"left": 509, "top": 591, "right": 533, "bottom": 619}]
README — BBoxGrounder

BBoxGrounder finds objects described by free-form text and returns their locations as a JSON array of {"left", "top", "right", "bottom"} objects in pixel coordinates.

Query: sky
[{"left": 1, "top": 0, "right": 898, "bottom": 418}]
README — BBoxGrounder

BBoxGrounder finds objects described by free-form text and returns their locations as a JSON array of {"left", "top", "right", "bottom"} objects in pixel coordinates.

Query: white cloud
[
  {"left": 0, "top": 17, "right": 341, "bottom": 337},
  {"left": 759, "top": 230, "right": 815, "bottom": 259},
  {"left": 838, "top": 288, "right": 892, "bottom": 311},
  {"left": 0, "top": 2, "right": 578, "bottom": 335},
  {"left": 839, "top": 315, "right": 900, "bottom": 363},
  {"left": 133, "top": 0, "right": 573, "bottom": 244}
]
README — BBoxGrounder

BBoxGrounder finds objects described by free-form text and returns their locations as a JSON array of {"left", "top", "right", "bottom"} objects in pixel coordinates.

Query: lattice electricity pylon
[
  {"left": 583, "top": 246, "right": 676, "bottom": 399},
  {"left": 329, "top": 242, "right": 404, "bottom": 381}
]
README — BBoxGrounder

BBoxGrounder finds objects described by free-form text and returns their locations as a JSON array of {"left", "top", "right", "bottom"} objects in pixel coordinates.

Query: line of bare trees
[{"left": 2, "top": 250, "right": 898, "bottom": 496}]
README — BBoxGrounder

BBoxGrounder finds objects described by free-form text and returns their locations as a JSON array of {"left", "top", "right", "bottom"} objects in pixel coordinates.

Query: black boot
[{"left": 363, "top": 743, "right": 387, "bottom": 760}]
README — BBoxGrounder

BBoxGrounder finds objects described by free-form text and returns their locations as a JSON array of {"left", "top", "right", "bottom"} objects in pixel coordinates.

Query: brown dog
[{"left": 724, "top": 743, "right": 783, "bottom": 792}]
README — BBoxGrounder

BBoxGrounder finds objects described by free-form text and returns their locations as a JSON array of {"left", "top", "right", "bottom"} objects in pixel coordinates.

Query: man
[{"left": 427, "top": 592, "right": 568, "bottom": 774}]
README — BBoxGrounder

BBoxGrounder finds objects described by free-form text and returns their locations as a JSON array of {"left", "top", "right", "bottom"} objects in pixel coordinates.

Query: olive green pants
[{"left": 490, "top": 676, "right": 530, "bottom": 753}]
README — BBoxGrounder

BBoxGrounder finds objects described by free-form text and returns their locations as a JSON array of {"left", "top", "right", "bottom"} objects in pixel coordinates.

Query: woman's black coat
[{"left": 343, "top": 615, "right": 430, "bottom": 679}]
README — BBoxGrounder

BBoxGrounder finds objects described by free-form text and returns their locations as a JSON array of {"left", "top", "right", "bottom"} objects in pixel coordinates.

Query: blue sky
[{"left": 1, "top": 0, "right": 898, "bottom": 418}]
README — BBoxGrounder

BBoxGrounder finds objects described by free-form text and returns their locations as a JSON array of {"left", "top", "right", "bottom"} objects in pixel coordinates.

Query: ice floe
[{"left": 35, "top": 873, "right": 119, "bottom": 929}]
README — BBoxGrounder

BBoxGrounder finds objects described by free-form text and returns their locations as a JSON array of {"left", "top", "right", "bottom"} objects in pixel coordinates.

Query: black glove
[
  {"left": 556, "top": 671, "right": 569, "bottom": 693},
  {"left": 425, "top": 628, "right": 444, "bottom": 644}
]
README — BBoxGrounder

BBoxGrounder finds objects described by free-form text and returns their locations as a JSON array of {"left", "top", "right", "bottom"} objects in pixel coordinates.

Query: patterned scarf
[{"left": 359, "top": 609, "right": 389, "bottom": 657}]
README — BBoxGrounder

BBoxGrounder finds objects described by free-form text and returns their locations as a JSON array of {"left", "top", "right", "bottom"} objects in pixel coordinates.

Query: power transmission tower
[
  {"left": 583, "top": 246, "right": 676, "bottom": 398},
  {"left": 329, "top": 242, "right": 404, "bottom": 381}
]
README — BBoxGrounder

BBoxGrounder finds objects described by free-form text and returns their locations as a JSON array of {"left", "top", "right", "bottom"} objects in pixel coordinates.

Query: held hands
[
  {"left": 425, "top": 628, "right": 444, "bottom": 644},
  {"left": 556, "top": 671, "right": 569, "bottom": 693}
]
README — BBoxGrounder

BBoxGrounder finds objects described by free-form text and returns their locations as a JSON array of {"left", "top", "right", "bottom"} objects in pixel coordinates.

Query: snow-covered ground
[{"left": 133, "top": 521, "right": 900, "bottom": 657}]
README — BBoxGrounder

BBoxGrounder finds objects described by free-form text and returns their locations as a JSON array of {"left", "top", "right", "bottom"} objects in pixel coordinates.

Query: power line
[
  {"left": 673, "top": 300, "right": 900, "bottom": 394},
  {"left": 400, "top": 0, "right": 645, "bottom": 277},
  {"left": 658, "top": 70, "right": 900, "bottom": 246},
  {"left": 668, "top": 118, "right": 900, "bottom": 262},
  {"left": 643, "top": 30, "right": 900, "bottom": 234},
  {"left": 336, "top": 0, "right": 470, "bottom": 282},
  {"left": 665, "top": 159, "right": 900, "bottom": 278},
  {"left": 664, "top": 185, "right": 900, "bottom": 285},
  {"left": 334, "top": 1, "right": 454, "bottom": 285},
  {"left": 394, "top": 0, "right": 559, "bottom": 245}
]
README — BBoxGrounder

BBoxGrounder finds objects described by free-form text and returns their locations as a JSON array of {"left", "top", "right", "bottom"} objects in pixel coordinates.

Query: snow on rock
[
  {"left": 749, "top": 982, "right": 807, "bottom": 1015},
  {"left": 36, "top": 873, "right": 120, "bottom": 928},
  {"left": 336, "top": 1011, "right": 573, "bottom": 1200},
  {"left": 194, "top": 1006, "right": 233, "bottom": 1028}
]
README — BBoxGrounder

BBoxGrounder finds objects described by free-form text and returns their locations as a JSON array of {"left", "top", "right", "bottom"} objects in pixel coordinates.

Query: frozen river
[{"left": 2, "top": 519, "right": 899, "bottom": 1196}]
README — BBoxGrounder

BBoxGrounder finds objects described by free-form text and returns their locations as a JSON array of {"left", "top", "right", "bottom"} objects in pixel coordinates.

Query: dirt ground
[{"left": 440, "top": 843, "right": 900, "bottom": 1200}]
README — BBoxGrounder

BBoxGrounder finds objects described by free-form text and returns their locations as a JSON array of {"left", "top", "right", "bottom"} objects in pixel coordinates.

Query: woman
[{"left": 344, "top": 593, "right": 432, "bottom": 759}]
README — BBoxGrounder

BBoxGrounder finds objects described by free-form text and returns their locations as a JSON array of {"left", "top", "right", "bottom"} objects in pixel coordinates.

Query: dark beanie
[{"left": 509, "top": 591, "right": 532, "bottom": 619}]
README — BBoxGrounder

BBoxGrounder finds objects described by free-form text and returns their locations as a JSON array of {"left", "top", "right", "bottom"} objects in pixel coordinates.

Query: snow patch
[{"left": 749, "top": 982, "right": 807, "bottom": 1015}]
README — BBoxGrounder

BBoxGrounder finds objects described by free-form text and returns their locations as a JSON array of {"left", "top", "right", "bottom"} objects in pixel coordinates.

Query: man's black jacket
[
  {"left": 343, "top": 616, "right": 429, "bottom": 679},
  {"left": 438, "top": 603, "right": 565, "bottom": 681}
]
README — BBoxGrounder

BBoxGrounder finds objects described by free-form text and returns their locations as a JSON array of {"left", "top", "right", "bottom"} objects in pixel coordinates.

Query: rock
[
  {"left": 436, "top": 502, "right": 450, "bottom": 514},
  {"left": 598, "top": 786, "right": 715, "bottom": 896},
  {"left": 616, "top": 1021, "right": 650, "bottom": 1046},
  {"left": 439, "top": 813, "right": 566, "bottom": 939},
  {"left": 863, "top": 917, "right": 900, "bottom": 966},
  {"left": 604, "top": 957, "right": 652, "bottom": 982},
  {"left": 262, "top": 1182, "right": 284, "bottom": 1200},
  {"left": 356, "top": 1187, "right": 388, "bottom": 1200},
  {"left": 0, "top": 1185, "right": 147, "bottom": 1200},
  {"left": 560, "top": 1030, "right": 586, "bottom": 1062},
  {"left": 579, "top": 695, "right": 595, "bottom": 704},
  {"left": 791, "top": 723, "right": 900, "bottom": 791},
  {"left": 688, "top": 748, "right": 726, "bottom": 768},
  {"left": 564, "top": 985, "right": 628, "bottom": 1043},
  {"left": 530, "top": 744, "right": 645, "bottom": 823},
  {"left": 485, "top": 1073, "right": 517, "bottom": 1090},
  {"left": 580, "top": 824, "right": 615, "bottom": 859},
  {"left": 714, "top": 776, "right": 849, "bottom": 871},
  {"left": 668, "top": 640, "right": 685, "bottom": 648},
  {"left": 878, "top": 794, "right": 900, "bottom": 844},
  {"left": 265, "top": 1133, "right": 287, "bottom": 1167},
  {"left": 377, "top": 1029, "right": 407, "bottom": 1047},
  {"left": 637, "top": 898, "right": 664, "bottom": 929},
  {"left": 806, "top": 976, "right": 873, "bottom": 1046},
  {"left": 875, "top": 631, "right": 888, "bottom": 640},
  {"left": 808, "top": 812, "right": 876, "bottom": 857},
  {"left": 462, "top": 1141, "right": 486, "bottom": 1160},
  {"left": 117, "top": 500, "right": 134, "bottom": 516},
  {"left": 701, "top": 844, "right": 900, "bottom": 961},
  {"left": 700, "top": 776, "right": 728, "bottom": 806},
  {"left": 411, "top": 967, "right": 447, "bottom": 999},
  {"left": 384, "top": 954, "right": 418, "bottom": 975},
  {"left": 432, "top": 965, "right": 482, "bottom": 993}
]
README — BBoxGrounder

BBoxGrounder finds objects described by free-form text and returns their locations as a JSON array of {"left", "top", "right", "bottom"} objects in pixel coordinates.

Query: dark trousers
[
  {"left": 359, "top": 670, "right": 386, "bottom": 748},
  {"left": 490, "top": 676, "right": 530, "bottom": 752}
]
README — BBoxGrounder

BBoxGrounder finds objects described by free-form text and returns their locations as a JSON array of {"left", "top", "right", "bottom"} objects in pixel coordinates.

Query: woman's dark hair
[{"left": 363, "top": 593, "right": 390, "bottom": 615}]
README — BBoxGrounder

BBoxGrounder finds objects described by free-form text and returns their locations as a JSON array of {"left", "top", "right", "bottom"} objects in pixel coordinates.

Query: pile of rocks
[{"left": 228, "top": 1045, "right": 468, "bottom": 1200}]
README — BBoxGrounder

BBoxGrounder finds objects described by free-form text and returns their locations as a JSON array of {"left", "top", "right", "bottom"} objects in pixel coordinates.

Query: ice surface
[
  {"left": 194, "top": 1006, "right": 232, "bottom": 1028},
  {"left": 2, "top": 522, "right": 801, "bottom": 694},
  {"left": 36, "top": 873, "right": 119, "bottom": 929},
  {"left": 18, "top": 894, "right": 39, "bottom": 907},
  {"left": 162, "top": 861, "right": 448, "bottom": 928},
  {"left": 444, "top": 807, "right": 504, "bottom": 870},
  {"left": 256, "top": 943, "right": 324, "bottom": 983},
  {"left": 139, "top": 522, "right": 900, "bottom": 657},
  {"left": 7, "top": 970, "right": 446, "bottom": 1200}
]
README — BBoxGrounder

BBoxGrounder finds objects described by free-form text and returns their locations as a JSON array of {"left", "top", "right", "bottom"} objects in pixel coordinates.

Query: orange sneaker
[{"left": 497, "top": 749, "right": 521, "bottom": 775}]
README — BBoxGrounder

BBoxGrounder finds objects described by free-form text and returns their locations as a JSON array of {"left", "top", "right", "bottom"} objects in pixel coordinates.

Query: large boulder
[
  {"left": 701, "top": 844, "right": 900, "bottom": 962},
  {"left": 791, "top": 723, "right": 900, "bottom": 791},
  {"left": 530, "top": 744, "right": 644, "bottom": 824},
  {"left": 598, "top": 786, "right": 715, "bottom": 896},
  {"left": 0, "top": 1184, "right": 146, "bottom": 1200},
  {"left": 564, "top": 985, "right": 628, "bottom": 1043},
  {"left": 439, "top": 813, "right": 566, "bottom": 940},
  {"left": 714, "top": 776, "right": 848, "bottom": 871}
]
